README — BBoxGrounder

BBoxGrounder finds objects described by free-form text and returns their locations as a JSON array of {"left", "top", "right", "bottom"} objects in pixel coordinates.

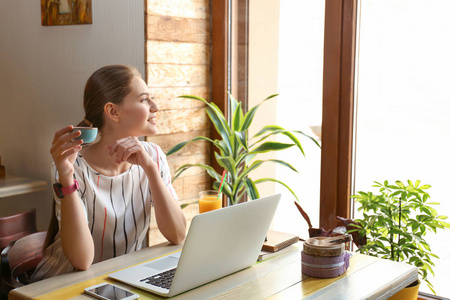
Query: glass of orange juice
[{"left": 198, "top": 190, "right": 222, "bottom": 213}]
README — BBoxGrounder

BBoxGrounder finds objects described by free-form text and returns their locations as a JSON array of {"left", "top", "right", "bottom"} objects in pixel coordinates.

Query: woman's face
[{"left": 115, "top": 76, "right": 158, "bottom": 137}]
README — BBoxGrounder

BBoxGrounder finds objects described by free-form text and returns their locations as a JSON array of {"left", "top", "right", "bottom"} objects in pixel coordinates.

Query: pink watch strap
[{"left": 61, "top": 179, "right": 80, "bottom": 196}]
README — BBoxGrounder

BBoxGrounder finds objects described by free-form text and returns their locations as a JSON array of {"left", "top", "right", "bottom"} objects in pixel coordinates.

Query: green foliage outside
[{"left": 350, "top": 180, "right": 450, "bottom": 294}]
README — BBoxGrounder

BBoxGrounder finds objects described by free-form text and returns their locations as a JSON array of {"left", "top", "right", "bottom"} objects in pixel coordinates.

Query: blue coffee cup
[{"left": 72, "top": 127, "right": 98, "bottom": 144}]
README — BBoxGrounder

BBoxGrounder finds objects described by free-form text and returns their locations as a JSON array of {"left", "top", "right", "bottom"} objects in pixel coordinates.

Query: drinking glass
[{"left": 198, "top": 190, "right": 222, "bottom": 213}]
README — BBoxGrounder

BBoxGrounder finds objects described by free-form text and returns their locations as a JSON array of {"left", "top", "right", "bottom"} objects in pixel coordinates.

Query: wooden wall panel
[
  {"left": 146, "top": 15, "right": 211, "bottom": 44},
  {"left": 172, "top": 172, "right": 212, "bottom": 200},
  {"left": 150, "top": 86, "right": 209, "bottom": 110},
  {"left": 147, "top": 0, "right": 211, "bottom": 19},
  {"left": 147, "top": 41, "right": 211, "bottom": 64},
  {"left": 145, "top": 0, "right": 212, "bottom": 246},
  {"left": 147, "top": 64, "right": 210, "bottom": 88},
  {"left": 169, "top": 152, "right": 211, "bottom": 177},
  {"left": 156, "top": 108, "right": 209, "bottom": 135},
  {"left": 148, "top": 129, "right": 210, "bottom": 153}
]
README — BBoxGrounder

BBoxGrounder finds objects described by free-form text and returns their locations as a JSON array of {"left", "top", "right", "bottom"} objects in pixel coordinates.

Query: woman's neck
[{"left": 80, "top": 136, "right": 132, "bottom": 177}]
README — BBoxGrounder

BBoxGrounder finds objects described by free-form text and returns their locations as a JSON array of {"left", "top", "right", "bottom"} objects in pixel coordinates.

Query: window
[
  {"left": 273, "top": 0, "right": 325, "bottom": 239},
  {"left": 222, "top": 0, "right": 354, "bottom": 236},
  {"left": 353, "top": 0, "right": 450, "bottom": 296}
]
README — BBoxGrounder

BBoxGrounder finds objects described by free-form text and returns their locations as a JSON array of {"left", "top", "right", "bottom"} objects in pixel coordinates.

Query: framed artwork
[{"left": 41, "top": 0, "right": 92, "bottom": 26}]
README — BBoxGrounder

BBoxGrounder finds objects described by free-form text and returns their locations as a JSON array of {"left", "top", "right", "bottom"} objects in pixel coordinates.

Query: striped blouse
[{"left": 31, "top": 142, "right": 178, "bottom": 281}]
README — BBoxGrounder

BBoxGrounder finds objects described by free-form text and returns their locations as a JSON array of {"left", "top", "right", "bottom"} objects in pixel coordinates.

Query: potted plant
[
  {"left": 167, "top": 93, "right": 320, "bottom": 205},
  {"left": 349, "top": 180, "right": 450, "bottom": 296}
]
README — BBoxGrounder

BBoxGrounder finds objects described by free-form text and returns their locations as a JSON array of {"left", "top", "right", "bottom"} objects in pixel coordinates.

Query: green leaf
[
  {"left": 253, "top": 125, "right": 320, "bottom": 151},
  {"left": 419, "top": 184, "right": 431, "bottom": 190},
  {"left": 254, "top": 177, "right": 299, "bottom": 202},
  {"left": 178, "top": 94, "right": 209, "bottom": 103},
  {"left": 181, "top": 200, "right": 198, "bottom": 209},
  {"left": 205, "top": 104, "right": 232, "bottom": 153},
  {"left": 173, "top": 163, "right": 219, "bottom": 182},
  {"left": 396, "top": 180, "right": 405, "bottom": 189},
  {"left": 243, "top": 178, "right": 259, "bottom": 201},
  {"left": 249, "top": 141, "right": 294, "bottom": 154},
  {"left": 292, "top": 130, "right": 321, "bottom": 148},
  {"left": 241, "top": 94, "right": 278, "bottom": 131},
  {"left": 232, "top": 102, "right": 244, "bottom": 131},
  {"left": 167, "top": 136, "right": 214, "bottom": 156},
  {"left": 265, "top": 159, "right": 298, "bottom": 172},
  {"left": 178, "top": 95, "right": 234, "bottom": 155},
  {"left": 215, "top": 153, "right": 237, "bottom": 176},
  {"left": 234, "top": 131, "right": 248, "bottom": 150},
  {"left": 228, "top": 92, "right": 239, "bottom": 121},
  {"left": 239, "top": 160, "right": 264, "bottom": 179}
]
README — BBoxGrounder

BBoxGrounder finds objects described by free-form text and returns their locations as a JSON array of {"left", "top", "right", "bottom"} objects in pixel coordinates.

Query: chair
[
  {"left": 0, "top": 209, "right": 37, "bottom": 251},
  {"left": 0, "top": 231, "right": 46, "bottom": 297},
  {"left": 0, "top": 209, "right": 38, "bottom": 299}
]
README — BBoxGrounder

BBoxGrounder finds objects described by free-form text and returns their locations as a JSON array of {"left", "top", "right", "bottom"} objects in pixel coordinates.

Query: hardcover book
[{"left": 262, "top": 230, "right": 299, "bottom": 252}]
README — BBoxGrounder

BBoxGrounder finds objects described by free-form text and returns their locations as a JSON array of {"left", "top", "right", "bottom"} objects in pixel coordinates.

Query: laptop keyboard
[{"left": 140, "top": 268, "right": 176, "bottom": 290}]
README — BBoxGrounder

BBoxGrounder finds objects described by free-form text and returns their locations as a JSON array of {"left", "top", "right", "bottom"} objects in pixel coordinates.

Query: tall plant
[
  {"left": 167, "top": 94, "right": 320, "bottom": 205},
  {"left": 350, "top": 180, "right": 450, "bottom": 293}
]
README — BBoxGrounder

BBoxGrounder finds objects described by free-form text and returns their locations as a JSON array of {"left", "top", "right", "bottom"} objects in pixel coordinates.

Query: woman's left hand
[{"left": 107, "top": 137, "right": 154, "bottom": 168}]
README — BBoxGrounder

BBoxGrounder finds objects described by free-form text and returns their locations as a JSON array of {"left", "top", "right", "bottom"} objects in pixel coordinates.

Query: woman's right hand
[{"left": 50, "top": 125, "right": 83, "bottom": 182}]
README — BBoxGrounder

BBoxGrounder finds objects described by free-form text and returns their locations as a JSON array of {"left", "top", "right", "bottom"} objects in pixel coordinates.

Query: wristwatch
[{"left": 53, "top": 179, "right": 79, "bottom": 198}]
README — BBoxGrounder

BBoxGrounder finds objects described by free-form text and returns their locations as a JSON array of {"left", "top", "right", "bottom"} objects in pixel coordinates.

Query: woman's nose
[{"left": 150, "top": 102, "right": 158, "bottom": 113}]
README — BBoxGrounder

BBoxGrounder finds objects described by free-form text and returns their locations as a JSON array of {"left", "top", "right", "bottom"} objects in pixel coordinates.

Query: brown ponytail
[
  {"left": 43, "top": 199, "right": 58, "bottom": 250},
  {"left": 76, "top": 118, "right": 94, "bottom": 127}
]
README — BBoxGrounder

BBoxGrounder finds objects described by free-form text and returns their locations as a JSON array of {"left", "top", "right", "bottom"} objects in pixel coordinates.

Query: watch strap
[{"left": 53, "top": 179, "right": 79, "bottom": 198}]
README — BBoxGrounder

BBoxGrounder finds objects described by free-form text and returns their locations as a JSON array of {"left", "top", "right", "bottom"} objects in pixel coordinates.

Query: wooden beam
[
  {"left": 146, "top": 15, "right": 211, "bottom": 44},
  {"left": 212, "top": 0, "right": 228, "bottom": 119},
  {"left": 211, "top": 0, "right": 229, "bottom": 207},
  {"left": 320, "top": 0, "right": 357, "bottom": 229}
]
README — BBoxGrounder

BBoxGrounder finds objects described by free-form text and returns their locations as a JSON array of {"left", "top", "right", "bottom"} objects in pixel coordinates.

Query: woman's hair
[
  {"left": 44, "top": 65, "right": 142, "bottom": 250},
  {"left": 43, "top": 199, "right": 58, "bottom": 250},
  {"left": 77, "top": 64, "right": 142, "bottom": 128}
]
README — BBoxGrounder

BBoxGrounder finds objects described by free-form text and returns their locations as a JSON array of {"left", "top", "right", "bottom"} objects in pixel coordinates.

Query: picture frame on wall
[{"left": 41, "top": 0, "right": 92, "bottom": 26}]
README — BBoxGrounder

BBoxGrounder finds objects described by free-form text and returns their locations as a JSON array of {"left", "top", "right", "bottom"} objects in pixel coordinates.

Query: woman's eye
[{"left": 141, "top": 98, "right": 150, "bottom": 103}]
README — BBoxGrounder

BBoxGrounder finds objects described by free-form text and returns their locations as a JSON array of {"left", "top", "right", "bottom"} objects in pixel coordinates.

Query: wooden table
[
  {"left": 0, "top": 175, "right": 48, "bottom": 199},
  {"left": 9, "top": 242, "right": 417, "bottom": 300}
]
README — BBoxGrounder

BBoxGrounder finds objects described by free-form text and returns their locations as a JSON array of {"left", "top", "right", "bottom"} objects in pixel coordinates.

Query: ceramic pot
[{"left": 388, "top": 279, "right": 420, "bottom": 300}]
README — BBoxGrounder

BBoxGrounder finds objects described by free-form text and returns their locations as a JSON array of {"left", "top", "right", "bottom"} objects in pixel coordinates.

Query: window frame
[
  {"left": 319, "top": 0, "right": 358, "bottom": 229},
  {"left": 212, "top": 0, "right": 357, "bottom": 225}
]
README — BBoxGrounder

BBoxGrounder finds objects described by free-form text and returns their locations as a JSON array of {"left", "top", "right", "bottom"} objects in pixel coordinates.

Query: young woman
[{"left": 31, "top": 65, "right": 186, "bottom": 281}]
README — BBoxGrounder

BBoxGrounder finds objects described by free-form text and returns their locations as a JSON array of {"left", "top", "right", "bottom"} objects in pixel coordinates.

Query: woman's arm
[
  {"left": 143, "top": 163, "right": 187, "bottom": 244},
  {"left": 108, "top": 138, "right": 187, "bottom": 244},
  {"left": 51, "top": 126, "right": 95, "bottom": 270},
  {"left": 58, "top": 177, "right": 95, "bottom": 270}
]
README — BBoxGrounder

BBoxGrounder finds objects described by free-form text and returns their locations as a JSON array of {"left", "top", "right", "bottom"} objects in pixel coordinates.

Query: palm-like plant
[{"left": 167, "top": 93, "right": 320, "bottom": 205}]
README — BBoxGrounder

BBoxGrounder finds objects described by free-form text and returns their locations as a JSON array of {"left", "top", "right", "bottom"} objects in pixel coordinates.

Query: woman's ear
[{"left": 104, "top": 102, "right": 120, "bottom": 123}]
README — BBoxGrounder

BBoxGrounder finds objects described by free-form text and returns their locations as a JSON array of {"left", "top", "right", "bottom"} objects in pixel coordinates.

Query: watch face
[{"left": 53, "top": 183, "right": 64, "bottom": 198}]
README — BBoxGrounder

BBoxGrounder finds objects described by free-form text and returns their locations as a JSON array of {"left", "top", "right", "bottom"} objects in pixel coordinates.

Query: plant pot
[{"left": 388, "top": 279, "right": 420, "bottom": 300}]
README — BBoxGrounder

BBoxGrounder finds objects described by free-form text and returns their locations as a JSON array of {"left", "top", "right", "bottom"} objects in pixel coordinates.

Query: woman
[{"left": 31, "top": 65, "right": 186, "bottom": 281}]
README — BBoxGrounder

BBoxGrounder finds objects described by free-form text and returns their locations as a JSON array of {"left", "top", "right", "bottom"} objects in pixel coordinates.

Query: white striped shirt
[{"left": 31, "top": 142, "right": 178, "bottom": 281}]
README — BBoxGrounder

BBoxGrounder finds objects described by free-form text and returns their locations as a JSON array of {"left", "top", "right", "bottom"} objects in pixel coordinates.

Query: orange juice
[{"left": 199, "top": 193, "right": 222, "bottom": 213}]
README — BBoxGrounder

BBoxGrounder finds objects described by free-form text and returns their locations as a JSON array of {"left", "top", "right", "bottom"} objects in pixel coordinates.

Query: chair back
[
  {"left": 1, "top": 231, "right": 46, "bottom": 296},
  {"left": 0, "top": 209, "right": 37, "bottom": 251}
]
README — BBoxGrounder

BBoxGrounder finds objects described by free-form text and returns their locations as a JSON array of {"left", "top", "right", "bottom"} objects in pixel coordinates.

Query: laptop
[{"left": 108, "top": 193, "right": 281, "bottom": 297}]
